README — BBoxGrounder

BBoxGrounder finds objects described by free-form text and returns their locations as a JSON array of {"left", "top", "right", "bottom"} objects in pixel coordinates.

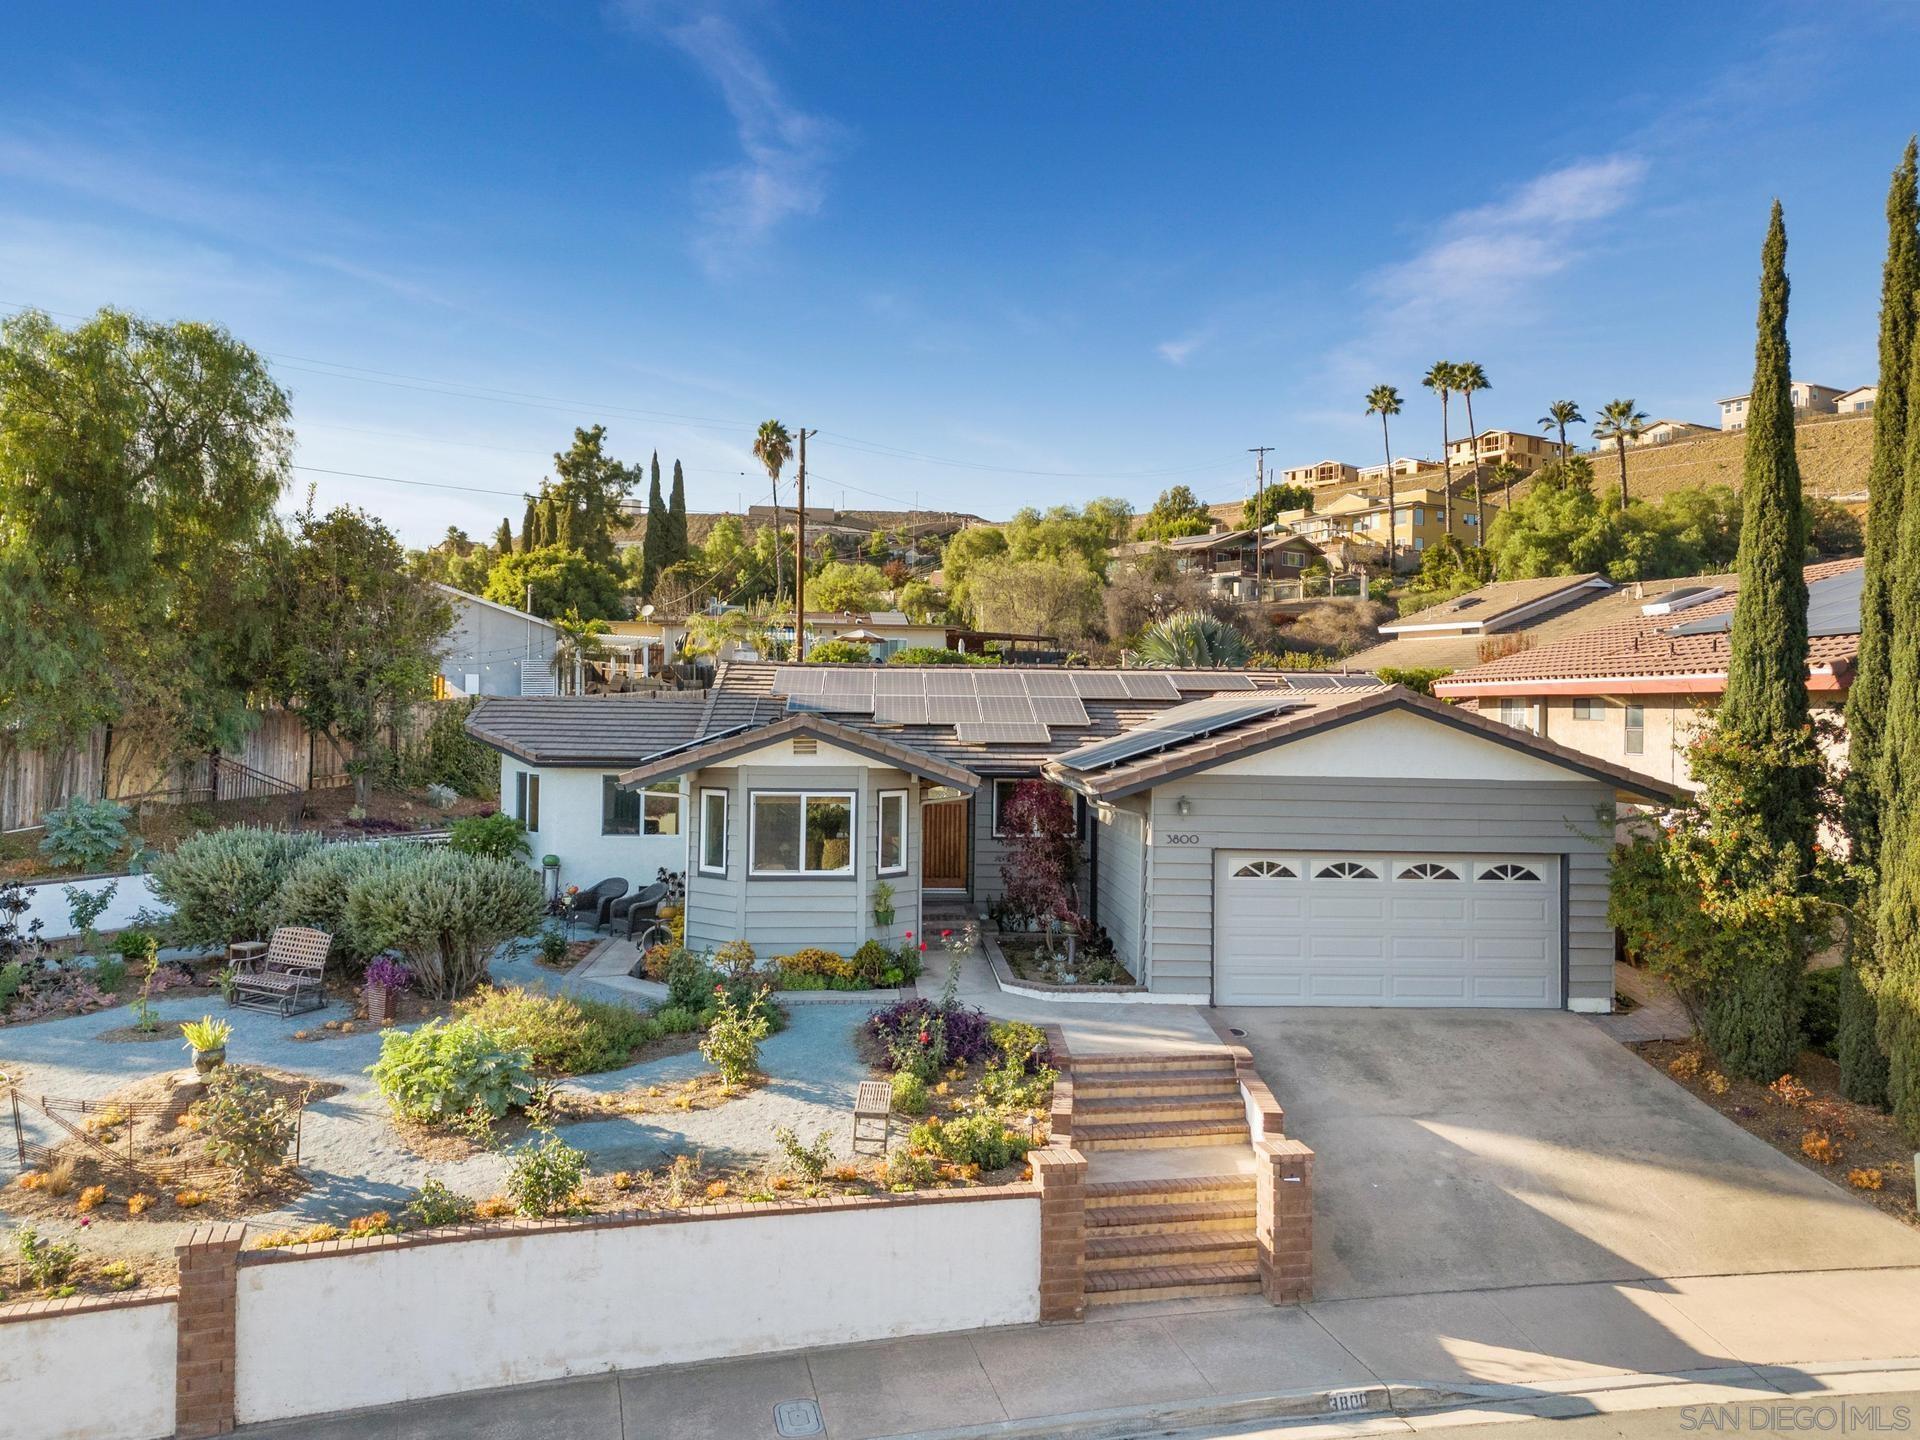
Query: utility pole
[
  {"left": 1248, "top": 446, "right": 1273, "bottom": 603},
  {"left": 795, "top": 427, "right": 818, "bottom": 661}
]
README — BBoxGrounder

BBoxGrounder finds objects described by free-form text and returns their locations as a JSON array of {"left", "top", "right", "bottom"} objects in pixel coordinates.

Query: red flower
[
  {"left": 918, "top": 943, "right": 927, "bottom": 952},
  {"left": 904, "top": 931, "right": 913, "bottom": 940},
  {"left": 917, "top": 1030, "right": 930, "bottom": 1044},
  {"left": 713, "top": 983, "right": 725, "bottom": 995},
  {"left": 941, "top": 929, "right": 952, "bottom": 938}
]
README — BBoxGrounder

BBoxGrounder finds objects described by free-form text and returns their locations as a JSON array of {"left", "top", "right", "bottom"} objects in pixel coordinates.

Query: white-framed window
[
  {"left": 877, "top": 789, "right": 908, "bottom": 876},
  {"left": 1572, "top": 698, "right": 1600, "bottom": 720},
  {"left": 698, "top": 788, "right": 729, "bottom": 876},
  {"left": 1498, "top": 698, "right": 1532, "bottom": 732},
  {"left": 750, "top": 791, "right": 855, "bottom": 876},
  {"left": 603, "top": 778, "right": 681, "bottom": 836},
  {"left": 1624, "top": 702, "right": 1646, "bottom": 755},
  {"left": 1314, "top": 860, "right": 1380, "bottom": 881},
  {"left": 514, "top": 771, "right": 540, "bottom": 833}
]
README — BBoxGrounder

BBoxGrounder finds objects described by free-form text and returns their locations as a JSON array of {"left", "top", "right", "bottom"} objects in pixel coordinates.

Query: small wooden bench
[
  {"left": 852, "top": 1079, "right": 893, "bottom": 1156},
  {"left": 230, "top": 926, "right": 332, "bottom": 1017}
]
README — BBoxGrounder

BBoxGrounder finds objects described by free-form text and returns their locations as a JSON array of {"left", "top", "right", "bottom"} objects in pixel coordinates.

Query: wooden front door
[{"left": 922, "top": 798, "right": 969, "bottom": 891}]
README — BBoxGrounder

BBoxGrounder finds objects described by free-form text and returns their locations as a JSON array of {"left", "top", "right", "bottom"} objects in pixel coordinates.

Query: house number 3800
[{"left": 1163, "top": 833, "right": 1201, "bottom": 845}]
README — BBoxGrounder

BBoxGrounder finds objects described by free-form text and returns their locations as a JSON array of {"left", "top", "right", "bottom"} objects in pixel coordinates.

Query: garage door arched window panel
[
  {"left": 1231, "top": 859, "right": 1297, "bottom": 879},
  {"left": 1397, "top": 862, "right": 1461, "bottom": 881},
  {"left": 1479, "top": 862, "right": 1543, "bottom": 882},
  {"left": 1313, "top": 860, "right": 1380, "bottom": 881}
]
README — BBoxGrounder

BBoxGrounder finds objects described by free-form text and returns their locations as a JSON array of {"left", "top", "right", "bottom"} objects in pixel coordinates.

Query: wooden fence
[{"left": 1, "top": 702, "right": 445, "bottom": 833}]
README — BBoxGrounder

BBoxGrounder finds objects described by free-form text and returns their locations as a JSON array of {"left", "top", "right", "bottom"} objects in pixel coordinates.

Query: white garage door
[{"left": 1213, "top": 851, "right": 1560, "bottom": 1008}]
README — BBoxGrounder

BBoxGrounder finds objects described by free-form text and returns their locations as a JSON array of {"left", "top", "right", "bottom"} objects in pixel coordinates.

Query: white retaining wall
[
  {"left": 234, "top": 1194, "right": 1040, "bottom": 1424},
  {"left": 0, "top": 1297, "right": 177, "bottom": 1440},
  {"left": 15, "top": 873, "right": 168, "bottom": 941}
]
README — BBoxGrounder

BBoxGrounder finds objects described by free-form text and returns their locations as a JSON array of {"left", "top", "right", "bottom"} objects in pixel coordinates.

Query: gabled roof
[
  {"left": 436, "top": 584, "right": 560, "bottom": 631},
  {"left": 1377, "top": 574, "right": 1613, "bottom": 637},
  {"left": 615, "top": 712, "right": 981, "bottom": 790},
  {"left": 1044, "top": 686, "right": 1684, "bottom": 804},
  {"left": 464, "top": 694, "right": 709, "bottom": 765},
  {"left": 1433, "top": 558, "right": 1863, "bottom": 697}
]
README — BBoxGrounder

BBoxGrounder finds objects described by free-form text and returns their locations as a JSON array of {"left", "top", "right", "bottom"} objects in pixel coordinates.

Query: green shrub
[
  {"left": 111, "top": 929, "right": 158, "bottom": 964},
  {"left": 147, "top": 827, "right": 323, "bottom": 947},
  {"left": 802, "top": 639, "right": 873, "bottom": 664},
  {"left": 0, "top": 961, "right": 24, "bottom": 1013},
  {"left": 405, "top": 1178, "right": 477, "bottom": 1228},
  {"left": 91, "top": 954, "right": 127, "bottom": 994},
  {"left": 506, "top": 1134, "right": 587, "bottom": 1217},
  {"left": 884, "top": 1148, "right": 939, "bottom": 1189},
  {"left": 1374, "top": 666, "right": 1453, "bottom": 697},
  {"left": 774, "top": 1126, "right": 835, "bottom": 1183},
  {"left": 412, "top": 699, "right": 500, "bottom": 798},
  {"left": 38, "top": 798, "right": 131, "bottom": 871},
  {"left": 887, "top": 647, "right": 993, "bottom": 666},
  {"left": 713, "top": 938, "right": 757, "bottom": 978},
  {"left": 454, "top": 985, "right": 654, "bottom": 1075},
  {"left": 651, "top": 1004, "right": 701, "bottom": 1034},
  {"left": 448, "top": 812, "right": 531, "bottom": 863},
  {"left": 269, "top": 841, "right": 417, "bottom": 966},
  {"left": 909, "top": 1113, "right": 1034, "bottom": 1171},
  {"left": 890, "top": 1071, "right": 929, "bottom": 1115},
  {"left": 195, "top": 1065, "right": 299, "bottom": 1194},
  {"left": 666, "top": 949, "right": 718, "bottom": 1009},
  {"left": 344, "top": 848, "right": 543, "bottom": 999},
  {"left": 14, "top": 1226, "right": 79, "bottom": 1288},
  {"left": 700, "top": 985, "right": 771, "bottom": 1084},
  {"left": 368, "top": 1017, "right": 535, "bottom": 1126},
  {"left": 852, "top": 939, "right": 893, "bottom": 987},
  {"left": 536, "top": 924, "right": 570, "bottom": 965},
  {"left": 1802, "top": 965, "right": 1843, "bottom": 1057}
]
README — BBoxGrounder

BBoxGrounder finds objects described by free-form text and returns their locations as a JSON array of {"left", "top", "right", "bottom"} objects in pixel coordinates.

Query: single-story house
[
  {"left": 468, "top": 665, "right": 1680, "bottom": 1011},
  {"left": 1431, "top": 558, "right": 1862, "bottom": 791},
  {"left": 436, "top": 585, "right": 560, "bottom": 697}
]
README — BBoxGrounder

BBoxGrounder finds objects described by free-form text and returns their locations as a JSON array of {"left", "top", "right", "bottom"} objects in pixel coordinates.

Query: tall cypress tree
[
  {"left": 1876, "top": 275, "right": 1920, "bottom": 1140},
  {"left": 1701, "top": 202, "right": 1813, "bottom": 1077},
  {"left": 639, "top": 451, "right": 668, "bottom": 599},
  {"left": 494, "top": 518, "right": 514, "bottom": 556},
  {"left": 519, "top": 497, "right": 538, "bottom": 553},
  {"left": 1846, "top": 139, "right": 1920, "bottom": 869},
  {"left": 665, "top": 459, "right": 690, "bottom": 567},
  {"left": 1839, "top": 140, "right": 1917, "bottom": 1106}
]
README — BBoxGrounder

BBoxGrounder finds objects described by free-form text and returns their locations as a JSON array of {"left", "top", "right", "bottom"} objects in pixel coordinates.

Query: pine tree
[
  {"left": 665, "top": 459, "right": 690, "bottom": 567},
  {"left": 639, "top": 452, "right": 668, "bottom": 599},
  {"left": 1876, "top": 265, "right": 1920, "bottom": 1140},
  {"left": 1720, "top": 201, "right": 1814, "bottom": 856},
  {"left": 1701, "top": 202, "right": 1813, "bottom": 1078},
  {"left": 1839, "top": 139, "right": 1917, "bottom": 1107}
]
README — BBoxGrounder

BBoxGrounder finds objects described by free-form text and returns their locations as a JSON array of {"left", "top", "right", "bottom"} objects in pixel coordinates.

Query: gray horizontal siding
[
  {"left": 1094, "top": 801, "right": 1147, "bottom": 974},
  {"left": 1144, "top": 778, "right": 1618, "bottom": 1005}
]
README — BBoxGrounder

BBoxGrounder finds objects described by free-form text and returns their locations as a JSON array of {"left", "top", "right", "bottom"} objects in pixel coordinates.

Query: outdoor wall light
[{"left": 1176, "top": 795, "right": 1192, "bottom": 817}]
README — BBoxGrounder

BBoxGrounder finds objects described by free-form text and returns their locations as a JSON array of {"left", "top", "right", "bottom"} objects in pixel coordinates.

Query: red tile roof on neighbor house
[{"left": 1433, "top": 557, "right": 1862, "bottom": 698}]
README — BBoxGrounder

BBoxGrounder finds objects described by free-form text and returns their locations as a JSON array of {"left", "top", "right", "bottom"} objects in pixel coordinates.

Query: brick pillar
[
  {"left": 176, "top": 1221, "right": 246, "bottom": 1438},
  {"left": 1255, "top": 1137, "right": 1314, "bottom": 1305},
  {"left": 1048, "top": 1074, "right": 1074, "bottom": 1148},
  {"left": 1031, "top": 1146, "right": 1088, "bottom": 1323}
]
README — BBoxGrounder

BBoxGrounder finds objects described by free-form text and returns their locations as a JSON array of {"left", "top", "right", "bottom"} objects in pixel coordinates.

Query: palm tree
[
  {"left": 1538, "top": 400, "right": 1585, "bottom": 461},
  {"left": 1422, "top": 361, "right": 1459, "bottom": 538},
  {"left": 550, "top": 609, "right": 612, "bottom": 695},
  {"left": 1364, "top": 384, "right": 1403, "bottom": 571},
  {"left": 1454, "top": 361, "right": 1490, "bottom": 544},
  {"left": 1489, "top": 460, "right": 1524, "bottom": 512},
  {"left": 1125, "top": 611, "right": 1252, "bottom": 669},
  {"left": 752, "top": 420, "right": 793, "bottom": 602},
  {"left": 1591, "top": 399, "right": 1648, "bottom": 508}
]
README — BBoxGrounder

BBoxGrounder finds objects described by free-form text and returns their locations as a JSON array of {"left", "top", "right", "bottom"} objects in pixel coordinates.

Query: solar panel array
[
  {"left": 1273, "top": 673, "right": 1387, "bottom": 692},
  {"left": 1054, "top": 695, "right": 1302, "bottom": 773},
  {"left": 764, "top": 667, "right": 1268, "bottom": 746}
]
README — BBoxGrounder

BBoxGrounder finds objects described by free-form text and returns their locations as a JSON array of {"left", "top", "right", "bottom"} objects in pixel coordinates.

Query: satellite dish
[{"left": 641, "top": 604, "right": 656, "bottom": 619}]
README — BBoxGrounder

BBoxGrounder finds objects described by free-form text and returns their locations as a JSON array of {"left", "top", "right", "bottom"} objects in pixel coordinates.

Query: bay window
[{"left": 750, "top": 791, "right": 855, "bottom": 875}]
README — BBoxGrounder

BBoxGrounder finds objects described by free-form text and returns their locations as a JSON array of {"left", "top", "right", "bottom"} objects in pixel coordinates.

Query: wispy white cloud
[
  {"left": 615, "top": 4, "right": 846, "bottom": 275},
  {"left": 1156, "top": 329, "right": 1213, "bottom": 366}
]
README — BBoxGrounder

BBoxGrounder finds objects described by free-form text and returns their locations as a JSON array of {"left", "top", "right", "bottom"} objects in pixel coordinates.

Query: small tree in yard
[
  {"left": 344, "top": 849, "right": 543, "bottom": 1000},
  {"left": 998, "top": 781, "right": 1081, "bottom": 936}
]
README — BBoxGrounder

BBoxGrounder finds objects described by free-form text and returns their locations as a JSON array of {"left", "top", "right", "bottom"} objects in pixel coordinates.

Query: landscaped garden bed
[
  {"left": 1636, "top": 1038, "right": 1917, "bottom": 1227},
  {"left": 987, "top": 930, "right": 1137, "bottom": 990},
  {"left": 634, "top": 937, "right": 925, "bottom": 993}
]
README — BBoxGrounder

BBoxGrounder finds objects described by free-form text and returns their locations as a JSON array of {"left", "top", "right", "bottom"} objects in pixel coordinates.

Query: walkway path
[
  {"left": 239, "top": 1264, "right": 1920, "bottom": 1440},
  {"left": 1586, "top": 961, "right": 1694, "bottom": 1044}
]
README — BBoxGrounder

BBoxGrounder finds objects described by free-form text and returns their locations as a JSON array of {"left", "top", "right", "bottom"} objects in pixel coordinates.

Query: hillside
[{"left": 1550, "top": 412, "right": 1872, "bottom": 505}]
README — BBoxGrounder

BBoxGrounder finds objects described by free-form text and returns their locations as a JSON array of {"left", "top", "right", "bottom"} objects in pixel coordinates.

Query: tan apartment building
[
  {"left": 1283, "top": 485, "right": 1497, "bottom": 571},
  {"left": 1281, "top": 459, "right": 1360, "bottom": 493},
  {"left": 1835, "top": 385, "right": 1877, "bottom": 416},
  {"left": 1357, "top": 455, "right": 1441, "bottom": 485},
  {"left": 1717, "top": 381, "right": 1846, "bottom": 430},
  {"left": 1628, "top": 419, "right": 1716, "bottom": 447},
  {"left": 1443, "top": 428, "right": 1558, "bottom": 475}
]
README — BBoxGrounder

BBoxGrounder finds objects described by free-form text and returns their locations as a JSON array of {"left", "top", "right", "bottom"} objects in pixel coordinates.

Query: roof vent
[{"left": 792, "top": 737, "right": 819, "bottom": 756}]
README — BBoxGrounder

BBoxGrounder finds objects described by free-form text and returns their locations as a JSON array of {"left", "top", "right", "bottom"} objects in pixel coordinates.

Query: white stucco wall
[
  {"left": 233, "top": 1196, "right": 1040, "bottom": 1425},
  {"left": 0, "top": 1299, "right": 177, "bottom": 1440},
  {"left": 16, "top": 873, "right": 167, "bottom": 941},
  {"left": 501, "top": 757, "right": 690, "bottom": 894}
]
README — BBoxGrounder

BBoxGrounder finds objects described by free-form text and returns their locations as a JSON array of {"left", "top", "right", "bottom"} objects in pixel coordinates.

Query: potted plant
[
  {"left": 872, "top": 880, "right": 896, "bottom": 931},
  {"left": 363, "top": 955, "right": 412, "bottom": 1026},
  {"left": 180, "top": 1016, "right": 232, "bottom": 1076}
]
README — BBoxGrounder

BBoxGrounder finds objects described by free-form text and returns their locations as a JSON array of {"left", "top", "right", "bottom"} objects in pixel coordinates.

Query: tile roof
[
  {"left": 1433, "top": 558, "right": 1862, "bottom": 696},
  {"left": 1377, "top": 574, "right": 1611, "bottom": 633},
  {"left": 615, "top": 712, "right": 982, "bottom": 790},
  {"left": 463, "top": 693, "right": 711, "bottom": 765}
]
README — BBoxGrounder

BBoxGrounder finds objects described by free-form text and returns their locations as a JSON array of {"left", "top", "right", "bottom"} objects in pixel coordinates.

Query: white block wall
[{"left": 0, "top": 1299, "right": 177, "bottom": 1440}]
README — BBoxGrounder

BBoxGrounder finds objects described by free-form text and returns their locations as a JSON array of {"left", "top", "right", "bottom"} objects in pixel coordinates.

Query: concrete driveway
[{"left": 1216, "top": 1008, "right": 1920, "bottom": 1302}]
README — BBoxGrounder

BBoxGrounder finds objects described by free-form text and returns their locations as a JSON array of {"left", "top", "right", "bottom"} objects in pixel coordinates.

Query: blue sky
[{"left": 3, "top": 2, "right": 1918, "bottom": 544}]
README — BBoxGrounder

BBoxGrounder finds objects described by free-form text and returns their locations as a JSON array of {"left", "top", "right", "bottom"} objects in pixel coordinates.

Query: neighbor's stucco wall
[
  {"left": 232, "top": 1198, "right": 1039, "bottom": 1424},
  {"left": 1140, "top": 775, "right": 1617, "bottom": 1007},
  {"left": 681, "top": 755, "right": 921, "bottom": 955},
  {"left": 500, "top": 757, "right": 688, "bottom": 895},
  {"left": 2, "top": 1298, "right": 178, "bottom": 1440}
]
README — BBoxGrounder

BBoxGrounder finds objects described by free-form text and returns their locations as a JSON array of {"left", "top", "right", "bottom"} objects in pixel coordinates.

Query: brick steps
[
  {"left": 1075, "top": 1095, "right": 1245, "bottom": 1124},
  {"left": 1068, "top": 1051, "right": 1236, "bottom": 1075},
  {"left": 1085, "top": 1231, "right": 1259, "bottom": 1272},
  {"left": 1074, "top": 1118, "right": 1251, "bottom": 1152},
  {"left": 1086, "top": 1262, "right": 1263, "bottom": 1304},
  {"left": 1084, "top": 1197, "right": 1257, "bottom": 1236}
]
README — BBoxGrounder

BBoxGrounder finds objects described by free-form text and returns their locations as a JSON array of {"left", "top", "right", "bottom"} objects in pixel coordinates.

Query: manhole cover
[
  {"left": 1228, "top": 1027, "right": 1247, "bottom": 1037},
  {"left": 774, "top": 1399, "right": 824, "bottom": 1437}
]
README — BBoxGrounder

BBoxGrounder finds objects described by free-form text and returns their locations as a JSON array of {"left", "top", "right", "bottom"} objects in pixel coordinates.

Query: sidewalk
[{"left": 243, "top": 1264, "right": 1920, "bottom": 1439}]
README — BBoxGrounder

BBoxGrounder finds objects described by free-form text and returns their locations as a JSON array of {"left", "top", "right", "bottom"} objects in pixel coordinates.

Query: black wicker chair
[
  {"left": 609, "top": 881, "right": 669, "bottom": 938},
  {"left": 567, "top": 878, "right": 629, "bottom": 931}
]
